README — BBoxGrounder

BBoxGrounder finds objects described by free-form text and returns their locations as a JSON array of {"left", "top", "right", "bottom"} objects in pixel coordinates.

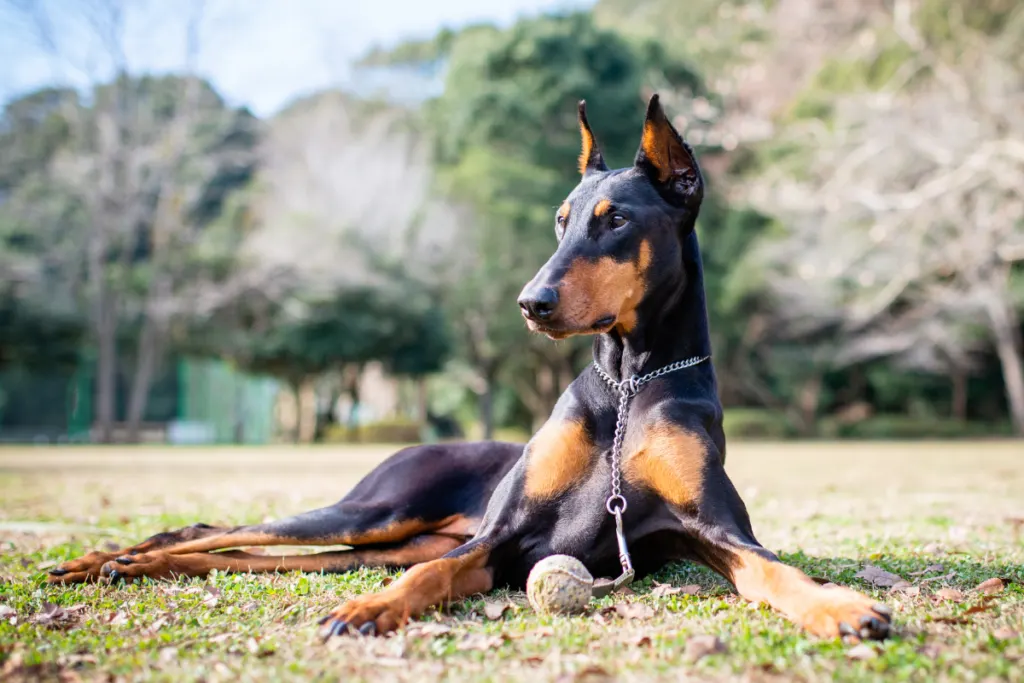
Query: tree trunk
[
  {"left": 416, "top": 377, "right": 428, "bottom": 424},
  {"left": 951, "top": 366, "right": 968, "bottom": 422},
  {"left": 288, "top": 379, "right": 303, "bottom": 444},
  {"left": 298, "top": 377, "right": 318, "bottom": 444},
  {"left": 126, "top": 317, "right": 163, "bottom": 443},
  {"left": 480, "top": 369, "right": 496, "bottom": 440},
  {"left": 796, "top": 373, "right": 822, "bottom": 436},
  {"left": 983, "top": 295, "right": 1024, "bottom": 435},
  {"left": 342, "top": 364, "right": 363, "bottom": 442},
  {"left": 94, "top": 293, "right": 118, "bottom": 444}
]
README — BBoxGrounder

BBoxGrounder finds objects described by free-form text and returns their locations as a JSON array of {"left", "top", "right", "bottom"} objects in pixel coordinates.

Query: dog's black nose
[{"left": 518, "top": 287, "right": 559, "bottom": 321}]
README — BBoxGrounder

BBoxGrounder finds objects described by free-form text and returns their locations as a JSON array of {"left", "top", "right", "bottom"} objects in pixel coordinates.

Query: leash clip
[
  {"left": 592, "top": 506, "right": 635, "bottom": 598},
  {"left": 611, "top": 506, "right": 635, "bottom": 590}
]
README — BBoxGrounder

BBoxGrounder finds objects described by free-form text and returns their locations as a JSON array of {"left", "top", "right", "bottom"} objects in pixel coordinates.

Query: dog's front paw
[
  {"left": 801, "top": 586, "right": 892, "bottom": 642},
  {"left": 318, "top": 593, "right": 411, "bottom": 639}
]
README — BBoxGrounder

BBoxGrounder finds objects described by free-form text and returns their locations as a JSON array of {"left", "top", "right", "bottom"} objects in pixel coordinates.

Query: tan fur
[
  {"left": 625, "top": 422, "right": 707, "bottom": 507},
  {"left": 559, "top": 240, "right": 652, "bottom": 335},
  {"left": 593, "top": 199, "right": 612, "bottom": 217},
  {"left": 323, "top": 546, "right": 493, "bottom": 633},
  {"left": 524, "top": 419, "right": 594, "bottom": 499},
  {"left": 729, "top": 550, "right": 887, "bottom": 639},
  {"left": 640, "top": 118, "right": 688, "bottom": 183},
  {"left": 579, "top": 122, "right": 596, "bottom": 176}
]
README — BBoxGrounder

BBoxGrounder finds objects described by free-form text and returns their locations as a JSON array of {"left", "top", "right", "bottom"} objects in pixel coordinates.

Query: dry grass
[{"left": 1, "top": 441, "right": 1022, "bottom": 682}]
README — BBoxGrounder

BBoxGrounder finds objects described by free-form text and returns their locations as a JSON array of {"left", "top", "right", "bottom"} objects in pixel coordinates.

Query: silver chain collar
[{"left": 590, "top": 354, "right": 710, "bottom": 595}]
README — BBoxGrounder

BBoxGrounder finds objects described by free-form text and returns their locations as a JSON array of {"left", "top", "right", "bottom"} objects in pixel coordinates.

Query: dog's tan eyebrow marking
[
  {"left": 593, "top": 199, "right": 612, "bottom": 217},
  {"left": 557, "top": 202, "right": 571, "bottom": 220}
]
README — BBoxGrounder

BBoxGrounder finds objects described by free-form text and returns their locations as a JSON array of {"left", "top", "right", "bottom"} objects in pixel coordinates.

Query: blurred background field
[{"left": 1, "top": 0, "right": 1023, "bottom": 447}]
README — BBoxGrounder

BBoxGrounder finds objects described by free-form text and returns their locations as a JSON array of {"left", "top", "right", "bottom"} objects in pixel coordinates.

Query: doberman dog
[{"left": 48, "top": 95, "right": 891, "bottom": 644}]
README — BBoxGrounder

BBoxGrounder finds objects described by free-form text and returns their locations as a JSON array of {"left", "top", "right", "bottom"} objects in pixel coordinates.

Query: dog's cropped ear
[
  {"left": 634, "top": 94, "right": 702, "bottom": 207},
  {"left": 578, "top": 100, "right": 608, "bottom": 177}
]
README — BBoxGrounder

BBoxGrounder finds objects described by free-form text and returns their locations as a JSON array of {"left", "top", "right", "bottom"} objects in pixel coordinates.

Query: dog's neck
[{"left": 592, "top": 230, "right": 713, "bottom": 382}]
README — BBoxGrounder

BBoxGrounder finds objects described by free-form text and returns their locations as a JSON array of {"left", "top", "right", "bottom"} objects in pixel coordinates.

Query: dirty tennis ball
[{"left": 526, "top": 554, "right": 593, "bottom": 615}]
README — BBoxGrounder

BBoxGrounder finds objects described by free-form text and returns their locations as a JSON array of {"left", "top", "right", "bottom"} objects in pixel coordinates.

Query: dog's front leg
[
  {"left": 683, "top": 464, "right": 892, "bottom": 641},
  {"left": 319, "top": 538, "right": 496, "bottom": 636}
]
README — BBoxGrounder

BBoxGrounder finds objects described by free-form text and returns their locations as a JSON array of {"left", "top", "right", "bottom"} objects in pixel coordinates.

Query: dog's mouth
[{"left": 526, "top": 315, "right": 617, "bottom": 340}]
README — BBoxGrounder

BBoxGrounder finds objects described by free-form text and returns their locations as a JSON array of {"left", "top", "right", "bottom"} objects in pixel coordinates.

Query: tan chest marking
[
  {"left": 624, "top": 423, "right": 708, "bottom": 507},
  {"left": 524, "top": 419, "right": 594, "bottom": 499}
]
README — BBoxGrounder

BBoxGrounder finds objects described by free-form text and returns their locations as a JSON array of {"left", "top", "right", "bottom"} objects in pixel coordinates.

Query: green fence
[
  {"left": 1, "top": 356, "right": 279, "bottom": 444},
  {"left": 177, "top": 359, "right": 278, "bottom": 444}
]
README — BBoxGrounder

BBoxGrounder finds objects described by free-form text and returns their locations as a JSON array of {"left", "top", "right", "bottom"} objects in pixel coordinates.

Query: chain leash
[{"left": 590, "top": 355, "right": 710, "bottom": 594}]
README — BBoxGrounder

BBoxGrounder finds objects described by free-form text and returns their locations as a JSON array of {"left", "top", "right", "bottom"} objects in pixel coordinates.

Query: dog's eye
[
  {"left": 555, "top": 215, "right": 566, "bottom": 239},
  {"left": 611, "top": 214, "right": 628, "bottom": 229}
]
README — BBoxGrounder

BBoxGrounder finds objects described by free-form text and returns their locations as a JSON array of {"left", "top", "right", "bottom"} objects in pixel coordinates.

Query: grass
[{"left": 1, "top": 442, "right": 1022, "bottom": 682}]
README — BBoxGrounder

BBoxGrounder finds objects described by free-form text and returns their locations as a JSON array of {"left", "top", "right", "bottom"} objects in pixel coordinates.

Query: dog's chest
[{"left": 520, "top": 440, "right": 668, "bottom": 571}]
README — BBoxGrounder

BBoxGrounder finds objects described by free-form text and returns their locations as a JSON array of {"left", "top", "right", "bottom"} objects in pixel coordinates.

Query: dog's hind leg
[
  {"left": 47, "top": 441, "right": 521, "bottom": 584},
  {"left": 48, "top": 503, "right": 475, "bottom": 584},
  {"left": 47, "top": 522, "right": 227, "bottom": 584},
  {"left": 98, "top": 533, "right": 465, "bottom": 583}
]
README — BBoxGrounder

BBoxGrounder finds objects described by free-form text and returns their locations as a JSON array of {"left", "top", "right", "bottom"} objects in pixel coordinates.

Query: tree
[
  {"left": 185, "top": 91, "right": 455, "bottom": 441},
  {"left": 744, "top": 0, "right": 1024, "bottom": 432},
  {"left": 396, "top": 13, "right": 704, "bottom": 435},
  {"left": 2, "top": 0, "right": 262, "bottom": 441}
]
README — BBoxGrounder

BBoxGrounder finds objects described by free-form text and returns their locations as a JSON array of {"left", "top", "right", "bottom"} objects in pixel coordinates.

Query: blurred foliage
[{"left": 2, "top": 2, "right": 1022, "bottom": 440}]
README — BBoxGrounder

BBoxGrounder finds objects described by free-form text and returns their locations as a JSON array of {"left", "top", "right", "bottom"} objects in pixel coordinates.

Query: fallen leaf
[
  {"left": 964, "top": 599, "right": 997, "bottom": 616},
  {"left": 523, "top": 655, "right": 545, "bottom": 666},
  {"left": 408, "top": 623, "right": 453, "bottom": 637},
  {"left": 107, "top": 610, "right": 129, "bottom": 626},
  {"left": 909, "top": 564, "right": 945, "bottom": 576},
  {"left": 684, "top": 635, "right": 726, "bottom": 662},
  {"left": 560, "top": 665, "right": 614, "bottom": 682},
  {"left": 977, "top": 578, "right": 1008, "bottom": 595},
  {"left": 531, "top": 626, "right": 555, "bottom": 638},
  {"left": 992, "top": 627, "right": 1019, "bottom": 641},
  {"left": 918, "top": 643, "right": 944, "bottom": 659},
  {"left": 615, "top": 585, "right": 637, "bottom": 596},
  {"left": 847, "top": 643, "right": 879, "bottom": 660},
  {"left": 934, "top": 588, "right": 964, "bottom": 602},
  {"left": 0, "top": 605, "right": 15, "bottom": 619},
  {"left": 890, "top": 581, "right": 920, "bottom": 596},
  {"left": 632, "top": 634, "right": 652, "bottom": 647},
  {"left": 158, "top": 647, "right": 177, "bottom": 663},
  {"left": 933, "top": 615, "right": 971, "bottom": 625},
  {"left": 31, "top": 603, "right": 87, "bottom": 628},
  {"left": 920, "top": 572, "right": 957, "bottom": 584},
  {"left": 612, "top": 602, "right": 655, "bottom": 620},
  {"left": 855, "top": 565, "right": 906, "bottom": 588},
  {"left": 146, "top": 617, "right": 168, "bottom": 633},
  {"left": 482, "top": 601, "right": 511, "bottom": 621},
  {"left": 650, "top": 582, "right": 700, "bottom": 598},
  {"left": 456, "top": 634, "right": 509, "bottom": 652}
]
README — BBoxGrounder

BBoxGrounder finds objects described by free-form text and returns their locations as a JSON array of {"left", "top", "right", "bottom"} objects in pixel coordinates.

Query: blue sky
[{"left": 0, "top": 0, "right": 589, "bottom": 117}]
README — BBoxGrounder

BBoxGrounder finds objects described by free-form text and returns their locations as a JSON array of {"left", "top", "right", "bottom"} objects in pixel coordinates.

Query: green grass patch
[{"left": 1, "top": 444, "right": 1022, "bottom": 682}]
